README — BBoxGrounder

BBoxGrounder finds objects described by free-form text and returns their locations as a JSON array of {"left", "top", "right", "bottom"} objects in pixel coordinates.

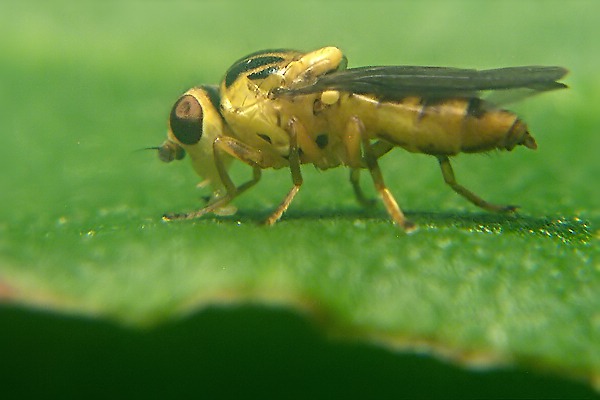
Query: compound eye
[{"left": 169, "top": 95, "right": 203, "bottom": 145}]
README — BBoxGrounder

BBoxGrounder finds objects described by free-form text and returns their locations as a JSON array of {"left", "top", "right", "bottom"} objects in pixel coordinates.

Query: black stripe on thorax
[
  {"left": 224, "top": 55, "right": 286, "bottom": 87},
  {"left": 248, "top": 65, "right": 280, "bottom": 81}
]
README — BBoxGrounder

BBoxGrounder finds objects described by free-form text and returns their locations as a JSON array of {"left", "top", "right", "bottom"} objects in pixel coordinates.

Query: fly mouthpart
[{"left": 144, "top": 141, "right": 186, "bottom": 163}]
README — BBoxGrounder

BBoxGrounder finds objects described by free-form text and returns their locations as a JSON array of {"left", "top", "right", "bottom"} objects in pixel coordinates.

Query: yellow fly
[{"left": 156, "top": 46, "right": 567, "bottom": 230}]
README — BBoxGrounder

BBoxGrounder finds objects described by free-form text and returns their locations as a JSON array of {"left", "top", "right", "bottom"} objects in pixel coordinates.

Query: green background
[{"left": 1, "top": 0, "right": 598, "bottom": 397}]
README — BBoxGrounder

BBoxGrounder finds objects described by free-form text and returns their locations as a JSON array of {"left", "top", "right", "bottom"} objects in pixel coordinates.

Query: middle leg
[{"left": 263, "top": 117, "right": 305, "bottom": 225}]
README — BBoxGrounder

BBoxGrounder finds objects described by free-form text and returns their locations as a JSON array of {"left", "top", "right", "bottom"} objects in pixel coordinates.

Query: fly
[{"left": 155, "top": 47, "right": 568, "bottom": 231}]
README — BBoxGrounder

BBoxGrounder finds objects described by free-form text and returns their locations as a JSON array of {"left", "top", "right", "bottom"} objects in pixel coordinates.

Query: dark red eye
[{"left": 169, "top": 95, "right": 203, "bottom": 145}]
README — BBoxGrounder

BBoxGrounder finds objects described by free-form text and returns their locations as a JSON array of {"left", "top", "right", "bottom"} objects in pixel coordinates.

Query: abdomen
[{"left": 340, "top": 94, "right": 536, "bottom": 155}]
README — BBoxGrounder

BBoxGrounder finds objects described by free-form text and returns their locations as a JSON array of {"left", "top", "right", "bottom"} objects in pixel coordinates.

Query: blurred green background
[{"left": 1, "top": 0, "right": 598, "bottom": 397}]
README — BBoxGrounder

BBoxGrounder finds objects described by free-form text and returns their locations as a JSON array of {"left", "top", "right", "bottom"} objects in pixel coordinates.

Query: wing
[{"left": 274, "top": 65, "right": 568, "bottom": 100}]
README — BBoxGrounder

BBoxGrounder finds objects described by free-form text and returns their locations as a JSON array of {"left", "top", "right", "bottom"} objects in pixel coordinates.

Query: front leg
[{"left": 163, "top": 137, "right": 270, "bottom": 221}]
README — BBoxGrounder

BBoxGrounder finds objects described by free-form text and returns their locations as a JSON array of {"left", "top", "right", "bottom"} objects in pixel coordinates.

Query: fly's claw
[{"left": 500, "top": 205, "right": 519, "bottom": 213}]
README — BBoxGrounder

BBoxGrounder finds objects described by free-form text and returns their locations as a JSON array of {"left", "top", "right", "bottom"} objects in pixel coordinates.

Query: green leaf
[{"left": 1, "top": 0, "right": 599, "bottom": 397}]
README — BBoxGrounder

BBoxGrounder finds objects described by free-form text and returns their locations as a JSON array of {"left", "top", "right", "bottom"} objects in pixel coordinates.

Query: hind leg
[
  {"left": 344, "top": 117, "right": 415, "bottom": 231},
  {"left": 437, "top": 156, "right": 518, "bottom": 213}
]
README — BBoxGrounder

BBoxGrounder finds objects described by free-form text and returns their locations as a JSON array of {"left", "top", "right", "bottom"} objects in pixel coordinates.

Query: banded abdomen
[{"left": 338, "top": 93, "right": 537, "bottom": 156}]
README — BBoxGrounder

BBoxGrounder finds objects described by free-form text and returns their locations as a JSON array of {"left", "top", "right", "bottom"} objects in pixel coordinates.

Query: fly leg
[
  {"left": 164, "top": 136, "right": 274, "bottom": 221},
  {"left": 348, "top": 116, "right": 415, "bottom": 231},
  {"left": 437, "top": 155, "right": 518, "bottom": 213},
  {"left": 350, "top": 140, "right": 394, "bottom": 207},
  {"left": 349, "top": 168, "right": 376, "bottom": 208},
  {"left": 344, "top": 114, "right": 375, "bottom": 208},
  {"left": 263, "top": 117, "right": 304, "bottom": 226},
  {"left": 344, "top": 116, "right": 394, "bottom": 209}
]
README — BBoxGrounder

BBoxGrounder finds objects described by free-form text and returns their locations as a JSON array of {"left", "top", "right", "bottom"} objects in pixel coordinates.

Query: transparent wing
[{"left": 274, "top": 65, "right": 568, "bottom": 100}]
